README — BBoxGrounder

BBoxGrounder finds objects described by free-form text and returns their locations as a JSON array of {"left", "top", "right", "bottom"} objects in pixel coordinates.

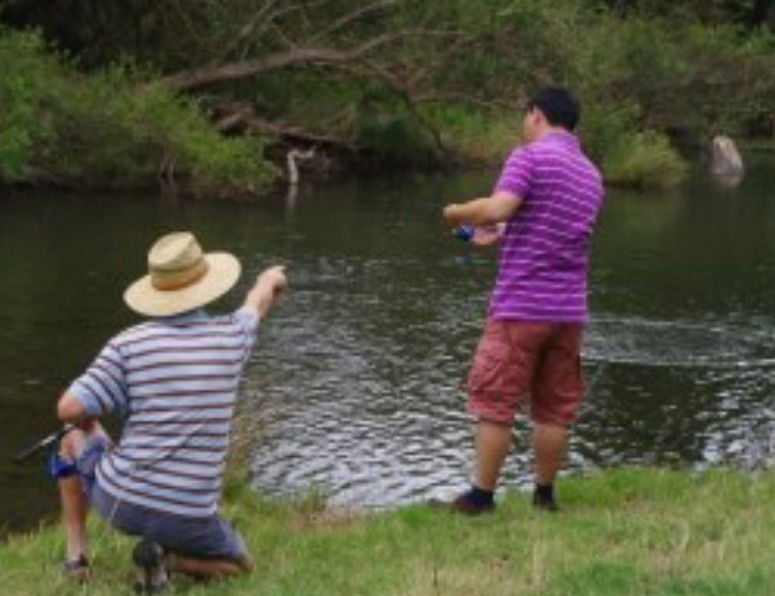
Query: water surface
[{"left": 1, "top": 157, "right": 774, "bottom": 536}]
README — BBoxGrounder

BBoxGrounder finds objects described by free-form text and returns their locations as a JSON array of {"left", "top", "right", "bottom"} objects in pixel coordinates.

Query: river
[{"left": 2, "top": 155, "right": 774, "bottom": 537}]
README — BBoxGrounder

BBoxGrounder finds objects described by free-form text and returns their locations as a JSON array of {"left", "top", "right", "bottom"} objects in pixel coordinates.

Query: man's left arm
[
  {"left": 443, "top": 191, "right": 522, "bottom": 227},
  {"left": 57, "top": 341, "right": 128, "bottom": 426},
  {"left": 57, "top": 394, "right": 99, "bottom": 433},
  {"left": 57, "top": 392, "right": 91, "bottom": 426}
]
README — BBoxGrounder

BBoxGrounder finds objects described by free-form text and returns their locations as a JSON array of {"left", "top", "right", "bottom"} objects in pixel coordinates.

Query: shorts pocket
[{"left": 467, "top": 342, "right": 509, "bottom": 393}]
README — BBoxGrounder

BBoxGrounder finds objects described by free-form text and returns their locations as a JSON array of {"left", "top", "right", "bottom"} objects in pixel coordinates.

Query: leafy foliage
[
  {"left": 0, "top": 27, "right": 276, "bottom": 195},
  {"left": 1, "top": 1, "right": 775, "bottom": 189}
]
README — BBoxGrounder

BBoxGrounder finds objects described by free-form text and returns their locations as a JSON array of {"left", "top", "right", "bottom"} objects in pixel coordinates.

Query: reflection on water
[{"left": 2, "top": 155, "right": 775, "bottom": 534}]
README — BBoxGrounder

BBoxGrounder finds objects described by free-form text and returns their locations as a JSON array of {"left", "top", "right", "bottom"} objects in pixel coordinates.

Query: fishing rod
[{"left": 12, "top": 425, "right": 75, "bottom": 464}]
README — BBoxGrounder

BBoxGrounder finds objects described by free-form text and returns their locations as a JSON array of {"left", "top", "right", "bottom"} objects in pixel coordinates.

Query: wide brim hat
[{"left": 124, "top": 232, "right": 241, "bottom": 317}]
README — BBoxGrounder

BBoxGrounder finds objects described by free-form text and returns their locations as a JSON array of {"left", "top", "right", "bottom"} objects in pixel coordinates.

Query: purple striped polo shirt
[
  {"left": 68, "top": 307, "right": 258, "bottom": 517},
  {"left": 490, "top": 131, "right": 604, "bottom": 322}
]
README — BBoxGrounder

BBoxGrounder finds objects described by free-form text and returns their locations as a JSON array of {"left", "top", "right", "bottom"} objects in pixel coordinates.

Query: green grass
[{"left": 2, "top": 467, "right": 775, "bottom": 595}]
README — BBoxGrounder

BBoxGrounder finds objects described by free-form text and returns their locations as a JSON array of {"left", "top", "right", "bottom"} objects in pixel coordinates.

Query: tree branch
[
  {"left": 163, "top": 30, "right": 458, "bottom": 91},
  {"left": 215, "top": 0, "right": 279, "bottom": 63},
  {"left": 249, "top": 118, "right": 356, "bottom": 151},
  {"left": 415, "top": 92, "right": 513, "bottom": 111},
  {"left": 407, "top": 34, "right": 477, "bottom": 88},
  {"left": 309, "top": 0, "right": 397, "bottom": 43}
]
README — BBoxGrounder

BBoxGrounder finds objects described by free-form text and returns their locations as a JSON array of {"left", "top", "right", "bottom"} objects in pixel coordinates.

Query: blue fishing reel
[
  {"left": 47, "top": 447, "right": 78, "bottom": 479},
  {"left": 453, "top": 225, "right": 475, "bottom": 242}
]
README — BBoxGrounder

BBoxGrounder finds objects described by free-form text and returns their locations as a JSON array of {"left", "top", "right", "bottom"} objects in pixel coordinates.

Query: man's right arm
[
  {"left": 243, "top": 265, "right": 288, "bottom": 320},
  {"left": 443, "top": 146, "right": 533, "bottom": 229}
]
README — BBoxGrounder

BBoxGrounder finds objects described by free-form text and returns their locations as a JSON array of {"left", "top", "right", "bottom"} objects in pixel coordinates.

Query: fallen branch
[{"left": 248, "top": 118, "right": 356, "bottom": 152}]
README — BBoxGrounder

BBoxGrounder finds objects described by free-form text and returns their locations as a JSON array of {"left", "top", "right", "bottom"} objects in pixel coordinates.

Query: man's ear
[{"left": 532, "top": 107, "right": 547, "bottom": 127}]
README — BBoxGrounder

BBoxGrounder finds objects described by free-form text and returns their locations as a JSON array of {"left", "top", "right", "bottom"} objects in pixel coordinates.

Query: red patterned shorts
[{"left": 466, "top": 320, "right": 585, "bottom": 426}]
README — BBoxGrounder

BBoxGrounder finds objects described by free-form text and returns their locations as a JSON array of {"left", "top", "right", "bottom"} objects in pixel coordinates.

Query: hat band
[{"left": 151, "top": 258, "right": 209, "bottom": 291}]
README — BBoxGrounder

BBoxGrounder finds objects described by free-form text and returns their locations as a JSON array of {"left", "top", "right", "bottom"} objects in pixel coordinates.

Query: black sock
[
  {"left": 534, "top": 483, "right": 554, "bottom": 503},
  {"left": 465, "top": 485, "right": 494, "bottom": 507}
]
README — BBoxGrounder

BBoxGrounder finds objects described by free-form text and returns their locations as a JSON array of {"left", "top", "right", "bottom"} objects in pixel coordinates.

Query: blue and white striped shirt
[{"left": 68, "top": 308, "right": 259, "bottom": 517}]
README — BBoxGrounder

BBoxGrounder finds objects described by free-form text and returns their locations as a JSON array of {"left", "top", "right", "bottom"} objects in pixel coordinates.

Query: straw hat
[{"left": 124, "top": 232, "right": 241, "bottom": 317}]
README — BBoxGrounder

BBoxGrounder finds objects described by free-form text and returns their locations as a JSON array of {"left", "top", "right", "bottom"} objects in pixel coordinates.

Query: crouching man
[{"left": 54, "top": 231, "right": 287, "bottom": 591}]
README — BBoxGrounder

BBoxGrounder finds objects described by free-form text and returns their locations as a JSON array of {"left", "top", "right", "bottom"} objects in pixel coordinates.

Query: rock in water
[{"left": 711, "top": 135, "right": 744, "bottom": 176}]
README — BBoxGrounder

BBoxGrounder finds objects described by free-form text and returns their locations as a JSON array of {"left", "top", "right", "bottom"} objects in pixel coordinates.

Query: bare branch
[
  {"left": 215, "top": 0, "right": 329, "bottom": 62},
  {"left": 216, "top": 0, "right": 279, "bottom": 63},
  {"left": 408, "top": 34, "right": 477, "bottom": 88},
  {"left": 270, "top": 22, "right": 299, "bottom": 50},
  {"left": 163, "top": 30, "right": 460, "bottom": 91},
  {"left": 249, "top": 118, "right": 356, "bottom": 151},
  {"left": 415, "top": 92, "right": 513, "bottom": 111},
  {"left": 309, "top": 0, "right": 398, "bottom": 43},
  {"left": 164, "top": 48, "right": 351, "bottom": 90}
]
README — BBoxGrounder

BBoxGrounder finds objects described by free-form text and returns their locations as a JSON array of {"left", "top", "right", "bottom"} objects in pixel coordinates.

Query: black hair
[{"left": 527, "top": 87, "right": 580, "bottom": 131}]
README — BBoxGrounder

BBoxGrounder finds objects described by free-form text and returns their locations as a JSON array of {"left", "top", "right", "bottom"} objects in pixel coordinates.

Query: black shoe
[
  {"left": 429, "top": 493, "right": 496, "bottom": 516},
  {"left": 132, "top": 539, "right": 168, "bottom": 594},
  {"left": 62, "top": 554, "right": 90, "bottom": 582},
  {"left": 532, "top": 490, "right": 560, "bottom": 513}
]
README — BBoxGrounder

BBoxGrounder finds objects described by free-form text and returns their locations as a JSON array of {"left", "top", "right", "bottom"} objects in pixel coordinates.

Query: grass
[{"left": 2, "top": 467, "right": 775, "bottom": 595}]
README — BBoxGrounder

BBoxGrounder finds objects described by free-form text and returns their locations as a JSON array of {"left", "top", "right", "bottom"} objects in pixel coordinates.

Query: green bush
[
  {"left": 354, "top": 109, "right": 441, "bottom": 169},
  {"left": 4, "top": 0, "right": 775, "bottom": 190},
  {"left": 424, "top": 103, "right": 516, "bottom": 165},
  {"left": 602, "top": 130, "right": 688, "bottom": 187},
  {"left": 0, "top": 27, "right": 277, "bottom": 195},
  {"left": 581, "top": 104, "right": 687, "bottom": 186},
  {"left": 0, "top": 29, "right": 58, "bottom": 180}
]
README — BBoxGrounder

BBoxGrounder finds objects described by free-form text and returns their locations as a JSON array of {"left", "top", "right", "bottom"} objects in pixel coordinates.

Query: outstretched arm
[{"left": 244, "top": 265, "right": 288, "bottom": 320}]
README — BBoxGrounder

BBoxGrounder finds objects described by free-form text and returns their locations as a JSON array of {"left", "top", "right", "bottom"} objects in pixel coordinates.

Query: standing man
[
  {"left": 441, "top": 87, "right": 604, "bottom": 514},
  {"left": 54, "top": 231, "right": 287, "bottom": 590}
]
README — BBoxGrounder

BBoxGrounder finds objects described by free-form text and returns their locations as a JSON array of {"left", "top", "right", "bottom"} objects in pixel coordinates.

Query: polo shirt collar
[
  {"left": 541, "top": 130, "right": 579, "bottom": 147},
  {"left": 158, "top": 308, "right": 210, "bottom": 323}
]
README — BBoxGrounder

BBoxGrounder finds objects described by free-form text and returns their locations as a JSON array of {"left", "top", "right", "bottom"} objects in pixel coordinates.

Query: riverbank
[
  {"left": 9, "top": 0, "right": 775, "bottom": 197},
  {"left": 2, "top": 467, "right": 774, "bottom": 595}
]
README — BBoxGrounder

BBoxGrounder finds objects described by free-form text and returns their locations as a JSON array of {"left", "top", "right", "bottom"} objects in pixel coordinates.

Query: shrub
[
  {"left": 0, "top": 27, "right": 277, "bottom": 195},
  {"left": 601, "top": 130, "right": 688, "bottom": 187},
  {"left": 0, "top": 29, "right": 58, "bottom": 180},
  {"left": 354, "top": 108, "right": 441, "bottom": 169},
  {"left": 423, "top": 103, "right": 516, "bottom": 165}
]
